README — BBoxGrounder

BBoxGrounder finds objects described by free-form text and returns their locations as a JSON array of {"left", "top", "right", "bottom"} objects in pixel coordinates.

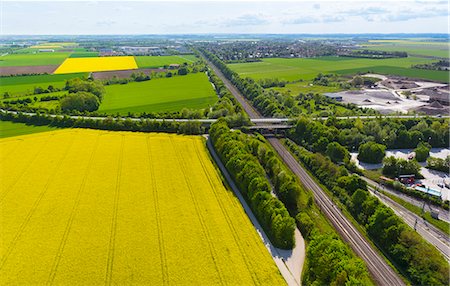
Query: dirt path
[{"left": 206, "top": 136, "right": 304, "bottom": 286}]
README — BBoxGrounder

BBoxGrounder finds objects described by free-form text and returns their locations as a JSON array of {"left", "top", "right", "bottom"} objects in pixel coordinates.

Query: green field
[
  {"left": 0, "top": 91, "right": 67, "bottom": 110},
  {"left": 69, "top": 52, "right": 99, "bottom": 58},
  {"left": 0, "top": 52, "right": 71, "bottom": 67},
  {"left": 0, "top": 73, "right": 87, "bottom": 96},
  {"left": 272, "top": 81, "right": 344, "bottom": 96},
  {"left": 99, "top": 73, "right": 217, "bottom": 115},
  {"left": 228, "top": 56, "right": 449, "bottom": 83},
  {"left": 361, "top": 41, "right": 449, "bottom": 58},
  {"left": 0, "top": 120, "right": 59, "bottom": 138},
  {"left": 134, "top": 55, "right": 198, "bottom": 68}
]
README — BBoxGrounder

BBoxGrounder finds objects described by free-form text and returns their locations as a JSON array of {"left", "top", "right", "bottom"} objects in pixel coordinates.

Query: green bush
[
  {"left": 358, "top": 142, "right": 386, "bottom": 164},
  {"left": 60, "top": 92, "right": 99, "bottom": 112}
]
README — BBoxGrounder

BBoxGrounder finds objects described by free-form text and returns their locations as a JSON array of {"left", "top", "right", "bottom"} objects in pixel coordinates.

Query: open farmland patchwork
[
  {"left": 228, "top": 56, "right": 449, "bottom": 82},
  {"left": 54, "top": 56, "right": 138, "bottom": 74},
  {"left": 99, "top": 73, "right": 217, "bottom": 115},
  {"left": 0, "top": 53, "right": 71, "bottom": 67},
  {"left": 0, "top": 129, "right": 285, "bottom": 285},
  {"left": 0, "top": 73, "right": 87, "bottom": 96}
]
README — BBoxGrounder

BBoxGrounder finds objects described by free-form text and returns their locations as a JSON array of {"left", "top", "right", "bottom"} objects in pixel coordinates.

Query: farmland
[
  {"left": 0, "top": 120, "right": 59, "bottom": 138},
  {"left": 228, "top": 56, "right": 449, "bottom": 82},
  {"left": 361, "top": 40, "right": 450, "bottom": 58},
  {"left": 0, "top": 73, "right": 87, "bottom": 96},
  {"left": 54, "top": 56, "right": 138, "bottom": 74},
  {"left": 0, "top": 129, "right": 285, "bottom": 285},
  {"left": 0, "top": 53, "right": 71, "bottom": 67},
  {"left": 135, "top": 55, "right": 197, "bottom": 68},
  {"left": 99, "top": 73, "right": 217, "bottom": 115}
]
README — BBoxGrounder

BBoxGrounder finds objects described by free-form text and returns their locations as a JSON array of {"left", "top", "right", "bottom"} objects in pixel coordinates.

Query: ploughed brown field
[
  {"left": 0, "top": 65, "right": 59, "bottom": 76},
  {"left": 91, "top": 68, "right": 168, "bottom": 80}
]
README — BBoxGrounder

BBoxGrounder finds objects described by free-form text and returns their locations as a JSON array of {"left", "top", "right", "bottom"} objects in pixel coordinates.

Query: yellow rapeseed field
[
  {"left": 53, "top": 56, "right": 138, "bottom": 74},
  {"left": 0, "top": 129, "right": 285, "bottom": 285}
]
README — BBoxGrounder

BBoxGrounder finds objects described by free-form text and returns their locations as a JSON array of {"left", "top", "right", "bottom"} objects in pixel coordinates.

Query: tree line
[
  {"left": 210, "top": 120, "right": 372, "bottom": 285},
  {"left": 0, "top": 112, "right": 204, "bottom": 135},
  {"left": 210, "top": 119, "right": 295, "bottom": 249},
  {"left": 284, "top": 139, "right": 449, "bottom": 285}
]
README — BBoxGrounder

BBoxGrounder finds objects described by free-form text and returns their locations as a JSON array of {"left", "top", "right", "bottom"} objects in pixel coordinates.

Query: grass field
[
  {"left": 0, "top": 120, "right": 59, "bottom": 138},
  {"left": 0, "top": 53, "right": 71, "bottom": 67},
  {"left": 135, "top": 55, "right": 197, "bottom": 68},
  {"left": 54, "top": 56, "right": 138, "bottom": 74},
  {"left": 69, "top": 52, "right": 99, "bottom": 58},
  {"left": 0, "top": 129, "right": 285, "bottom": 285},
  {"left": 271, "top": 81, "right": 344, "bottom": 96},
  {"left": 99, "top": 73, "right": 217, "bottom": 115},
  {"left": 228, "top": 56, "right": 449, "bottom": 82},
  {"left": 361, "top": 40, "right": 450, "bottom": 58},
  {"left": 0, "top": 73, "right": 87, "bottom": 96}
]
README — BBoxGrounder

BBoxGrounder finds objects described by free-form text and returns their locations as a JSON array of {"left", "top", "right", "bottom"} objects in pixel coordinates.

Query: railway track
[
  {"left": 201, "top": 53, "right": 405, "bottom": 285},
  {"left": 268, "top": 138, "right": 405, "bottom": 286}
]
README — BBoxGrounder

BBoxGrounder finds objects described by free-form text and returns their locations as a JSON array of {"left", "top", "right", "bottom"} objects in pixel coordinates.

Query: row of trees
[
  {"left": 426, "top": 156, "right": 450, "bottom": 173},
  {"left": 210, "top": 120, "right": 295, "bottom": 249},
  {"left": 0, "top": 112, "right": 204, "bottom": 135},
  {"left": 284, "top": 139, "right": 449, "bottom": 285},
  {"left": 291, "top": 117, "right": 449, "bottom": 152}
]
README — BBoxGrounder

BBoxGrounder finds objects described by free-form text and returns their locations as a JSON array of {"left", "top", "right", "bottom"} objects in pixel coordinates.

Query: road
[
  {"left": 361, "top": 176, "right": 450, "bottom": 223},
  {"left": 268, "top": 138, "right": 405, "bottom": 286},
  {"left": 367, "top": 186, "right": 450, "bottom": 261},
  {"left": 206, "top": 137, "right": 303, "bottom": 286}
]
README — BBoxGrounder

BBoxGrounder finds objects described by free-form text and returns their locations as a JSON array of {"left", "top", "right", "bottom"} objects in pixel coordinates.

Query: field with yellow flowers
[
  {"left": 54, "top": 56, "right": 138, "bottom": 74},
  {"left": 0, "top": 129, "right": 285, "bottom": 285}
]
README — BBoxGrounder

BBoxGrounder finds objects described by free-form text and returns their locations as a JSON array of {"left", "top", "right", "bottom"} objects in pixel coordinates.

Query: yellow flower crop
[
  {"left": 54, "top": 56, "right": 138, "bottom": 74},
  {"left": 0, "top": 129, "right": 285, "bottom": 285}
]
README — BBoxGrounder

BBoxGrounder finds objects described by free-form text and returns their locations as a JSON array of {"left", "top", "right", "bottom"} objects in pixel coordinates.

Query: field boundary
[{"left": 206, "top": 136, "right": 301, "bottom": 286}]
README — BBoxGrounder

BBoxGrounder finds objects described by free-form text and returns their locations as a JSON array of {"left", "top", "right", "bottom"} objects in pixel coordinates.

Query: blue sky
[{"left": 2, "top": 1, "right": 449, "bottom": 35}]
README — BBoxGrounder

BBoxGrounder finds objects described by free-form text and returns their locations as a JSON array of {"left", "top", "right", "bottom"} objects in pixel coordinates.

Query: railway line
[{"left": 202, "top": 53, "right": 406, "bottom": 285}]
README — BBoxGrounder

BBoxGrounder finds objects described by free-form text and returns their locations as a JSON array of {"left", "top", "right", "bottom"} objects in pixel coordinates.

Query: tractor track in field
[
  {"left": 193, "top": 142, "right": 261, "bottom": 285},
  {"left": 146, "top": 137, "right": 169, "bottom": 285},
  {"left": 171, "top": 138, "right": 226, "bottom": 286},
  {"left": 47, "top": 134, "right": 101, "bottom": 285},
  {"left": 105, "top": 136, "right": 125, "bottom": 286},
  {"left": 0, "top": 135, "right": 53, "bottom": 204},
  {"left": 0, "top": 135, "right": 75, "bottom": 271}
]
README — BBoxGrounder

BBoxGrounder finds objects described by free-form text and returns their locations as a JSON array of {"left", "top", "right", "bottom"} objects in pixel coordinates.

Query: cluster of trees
[
  {"left": 426, "top": 156, "right": 450, "bottom": 173},
  {"left": 103, "top": 72, "right": 151, "bottom": 85},
  {"left": 205, "top": 68, "right": 250, "bottom": 126},
  {"left": 291, "top": 117, "right": 449, "bottom": 152},
  {"left": 350, "top": 75, "right": 380, "bottom": 87},
  {"left": 304, "top": 234, "right": 372, "bottom": 285},
  {"left": 358, "top": 142, "right": 386, "bottom": 163},
  {"left": 0, "top": 112, "right": 204, "bottom": 135},
  {"left": 413, "top": 60, "right": 450, "bottom": 71},
  {"left": 414, "top": 142, "right": 430, "bottom": 162},
  {"left": 382, "top": 156, "right": 422, "bottom": 178},
  {"left": 257, "top": 78, "right": 286, "bottom": 88},
  {"left": 61, "top": 78, "right": 105, "bottom": 112},
  {"left": 210, "top": 120, "right": 296, "bottom": 249},
  {"left": 284, "top": 139, "right": 449, "bottom": 285},
  {"left": 343, "top": 50, "right": 408, "bottom": 59}
]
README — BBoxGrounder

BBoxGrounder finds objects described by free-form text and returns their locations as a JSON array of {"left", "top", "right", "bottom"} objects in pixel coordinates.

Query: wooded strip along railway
[{"left": 201, "top": 52, "right": 406, "bottom": 286}]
